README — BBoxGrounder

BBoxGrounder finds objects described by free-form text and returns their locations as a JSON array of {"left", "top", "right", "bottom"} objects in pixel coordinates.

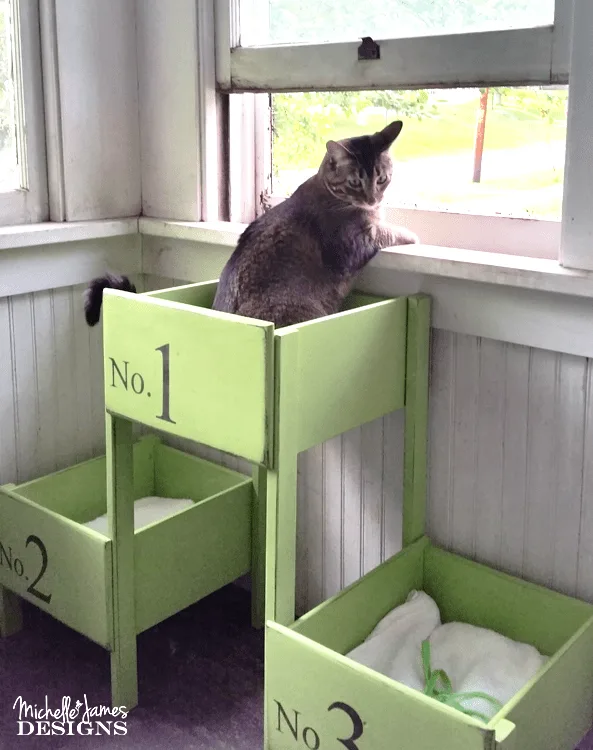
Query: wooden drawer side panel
[
  {"left": 266, "top": 624, "right": 490, "bottom": 750},
  {"left": 0, "top": 489, "right": 112, "bottom": 647},
  {"left": 103, "top": 290, "right": 273, "bottom": 463}
]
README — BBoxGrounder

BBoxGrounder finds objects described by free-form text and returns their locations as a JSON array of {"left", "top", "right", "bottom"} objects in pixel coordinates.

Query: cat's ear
[
  {"left": 325, "top": 139, "right": 352, "bottom": 166},
  {"left": 373, "top": 120, "right": 403, "bottom": 151}
]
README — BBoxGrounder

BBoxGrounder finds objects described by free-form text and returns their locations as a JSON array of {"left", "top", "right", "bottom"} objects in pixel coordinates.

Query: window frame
[
  {"left": 559, "top": 0, "right": 593, "bottom": 270},
  {"left": 227, "top": 28, "right": 558, "bottom": 93},
  {"left": 214, "top": 0, "right": 593, "bottom": 268},
  {"left": 0, "top": 0, "right": 48, "bottom": 226},
  {"left": 218, "top": 1, "right": 571, "bottom": 92}
]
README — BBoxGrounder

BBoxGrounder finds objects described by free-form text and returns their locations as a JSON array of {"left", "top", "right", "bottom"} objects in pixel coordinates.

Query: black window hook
[{"left": 358, "top": 36, "right": 380, "bottom": 61}]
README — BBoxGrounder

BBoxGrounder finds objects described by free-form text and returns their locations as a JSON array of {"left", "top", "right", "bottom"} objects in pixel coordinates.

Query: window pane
[
  {"left": 261, "top": 0, "right": 555, "bottom": 45},
  {"left": 271, "top": 87, "right": 567, "bottom": 220},
  {"left": 0, "top": 0, "right": 20, "bottom": 193}
]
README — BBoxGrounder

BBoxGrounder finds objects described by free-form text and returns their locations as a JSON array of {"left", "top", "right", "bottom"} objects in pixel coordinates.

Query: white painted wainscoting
[
  {"left": 0, "top": 229, "right": 140, "bottom": 484},
  {"left": 428, "top": 330, "right": 593, "bottom": 604},
  {"left": 0, "top": 283, "right": 107, "bottom": 484}
]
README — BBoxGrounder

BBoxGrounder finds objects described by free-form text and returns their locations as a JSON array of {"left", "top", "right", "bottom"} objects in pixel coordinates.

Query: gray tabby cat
[{"left": 84, "top": 120, "right": 418, "bottom": 328}]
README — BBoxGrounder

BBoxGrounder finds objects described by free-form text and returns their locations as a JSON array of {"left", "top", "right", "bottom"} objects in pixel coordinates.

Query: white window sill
[
  {"left": 139, "top": 218, "right": 593, "bottom": 300},
  {"left": 0, "top": 217, "right": 139, "bottom": 250},
  {"left": 140, "top": 217, "right": 245, "bottom": 246}
]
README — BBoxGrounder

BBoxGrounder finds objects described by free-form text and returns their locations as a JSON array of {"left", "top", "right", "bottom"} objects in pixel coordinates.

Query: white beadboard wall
[
  {"left": 3, "top": 268, "right": 593, "bottom": 617},
  {"left": 428, "top": 329, "right": 593, "bottom": 603},
  {"left": 0, "top": 283, "right": 106, "bottom": 484},
  {"left": 0, "top": 251, "right": 142, "bottom": 485}
]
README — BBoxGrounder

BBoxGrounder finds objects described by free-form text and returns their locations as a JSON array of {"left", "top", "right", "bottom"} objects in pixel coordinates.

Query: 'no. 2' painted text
[{"left": 0, "top": 534, "right": 52, "bottom": 604}]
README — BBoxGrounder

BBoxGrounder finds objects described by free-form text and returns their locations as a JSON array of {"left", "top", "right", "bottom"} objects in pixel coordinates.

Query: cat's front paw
[{"left": 392, "top": 227, "right": 420, "bottom": 246}]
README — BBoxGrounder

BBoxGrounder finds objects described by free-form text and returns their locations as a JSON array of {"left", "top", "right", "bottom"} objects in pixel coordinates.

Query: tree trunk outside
[{"left": 473, "top": 88, "right": 489, "bottom": 183}]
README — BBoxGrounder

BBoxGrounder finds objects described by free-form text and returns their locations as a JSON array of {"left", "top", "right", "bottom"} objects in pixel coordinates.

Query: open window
[{"left": 215, "top": 0, "right": 593, "bottom": 267}]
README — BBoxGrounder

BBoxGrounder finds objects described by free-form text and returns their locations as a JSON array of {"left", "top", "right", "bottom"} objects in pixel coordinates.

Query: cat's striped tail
[{"left": 84, "top": 273, "right": 137, "bottom": 326}]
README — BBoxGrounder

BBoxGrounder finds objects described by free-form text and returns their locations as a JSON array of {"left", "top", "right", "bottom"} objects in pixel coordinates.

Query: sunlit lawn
[{"left": 287, "top": 96, "right": 567, "bottom": 164}]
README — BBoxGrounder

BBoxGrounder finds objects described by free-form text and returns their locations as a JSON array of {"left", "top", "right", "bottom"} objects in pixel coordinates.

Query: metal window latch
[
  {"left": 358, "top": 36, "right": 380, "bottom": 61},
  {"left": 260, "top": 189, "right": 273, "bottom": 212}
]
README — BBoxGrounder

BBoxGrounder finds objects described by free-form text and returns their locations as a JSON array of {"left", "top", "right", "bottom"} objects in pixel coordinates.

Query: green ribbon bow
[{"left": 421, "top": 640, "right": 504, "bottom": 724}]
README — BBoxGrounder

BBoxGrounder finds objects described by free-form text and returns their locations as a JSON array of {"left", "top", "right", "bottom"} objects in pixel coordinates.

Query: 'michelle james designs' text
[{"left": 13, "top": 695, "right": 128, "bottom": 736}]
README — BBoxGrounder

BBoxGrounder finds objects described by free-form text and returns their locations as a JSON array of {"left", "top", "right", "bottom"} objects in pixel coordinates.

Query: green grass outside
[{"left": 286, "top": 97, "right": 567, "bottom": 165}]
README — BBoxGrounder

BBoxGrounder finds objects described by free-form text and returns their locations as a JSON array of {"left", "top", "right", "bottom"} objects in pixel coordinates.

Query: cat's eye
[
  {"left": 348, "top": 177, "right": 362, "bottom": 188},
  {"left": 377, "top": 174, "right": 388, "bottom": 185}
]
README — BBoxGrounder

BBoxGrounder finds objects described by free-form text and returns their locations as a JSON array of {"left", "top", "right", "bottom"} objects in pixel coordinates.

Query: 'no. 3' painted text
[{"left": 275, "top": 699, "right": 364, "bottom": 749}]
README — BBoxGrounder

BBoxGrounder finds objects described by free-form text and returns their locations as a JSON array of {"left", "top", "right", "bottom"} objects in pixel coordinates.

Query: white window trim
[
  {"left": 226, "top": 27, "right": 560, "bottom": 93},
  {"left": 382, "top": 208, "right": 560, "bottom": 261},
  {"left": 197, "top": 0, "right": 221, "bottom": 222},
  {"left": 0, "top": 0, "right": 48, "bottom": 225},
  {"left": 559, "top": 0, "right": 593, "bottom": 270},
  {"left": 218, "top": 0, "right": 571, "bottom": 92},
  {"left": 552, "top": 0, "right": 574, "bottom": 81},
  {"left": 0, "top": 216, "right": 137, "bottom": 250},
  {"left": 39, "top": 0, "right": 64, "bottom": 221},
  {"left": 228, "top": 92, "right": 270, "bottom": 223}
]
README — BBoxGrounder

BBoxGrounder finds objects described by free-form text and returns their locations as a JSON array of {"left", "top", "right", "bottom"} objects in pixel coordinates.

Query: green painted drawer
[
  {"left": 0, "top": 437, "right": 252, "bottom": 645},
  {"left": 102, "top": 282, "right": 407, "bottom": 464},
  {"left": 265, "top": 537, "right": 593, "bottom": 750}
]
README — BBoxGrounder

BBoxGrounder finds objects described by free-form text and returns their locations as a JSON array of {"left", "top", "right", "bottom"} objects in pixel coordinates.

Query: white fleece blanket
[
  {"left": 347, "top": 590, "right": 547, "bottom": 721},
  {"left": 84, "top": 496, "right": 194, "bottom": 536}
]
